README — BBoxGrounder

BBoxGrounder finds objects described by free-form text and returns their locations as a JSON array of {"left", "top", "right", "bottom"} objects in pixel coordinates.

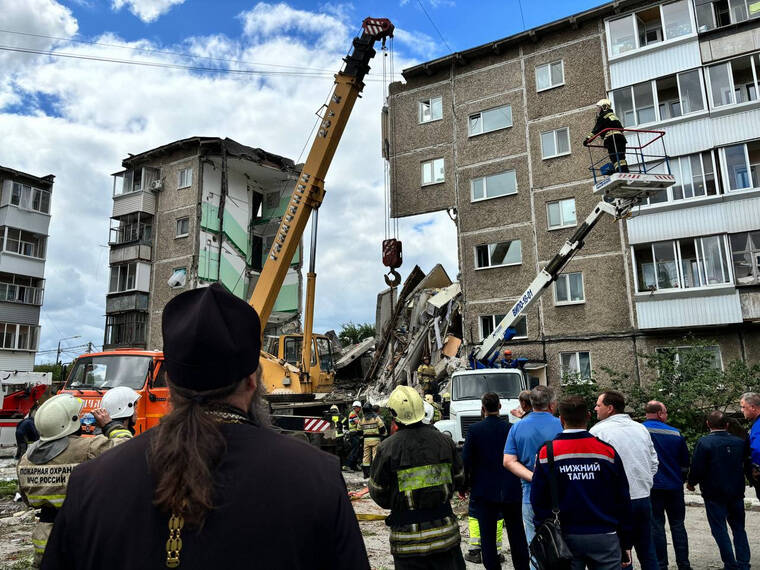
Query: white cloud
[
  {"left": 393, "top": 28, "right": 439, "bottom": 60},
  {"left": 0, "top": 1, "right": 458, "bottom": 361},
  {"left": 111, "top": 0, "right": 186, "bottom": 23}
]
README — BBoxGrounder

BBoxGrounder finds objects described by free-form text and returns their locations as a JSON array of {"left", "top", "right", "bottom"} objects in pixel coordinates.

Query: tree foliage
[
  {"left": 338, "top": 322, "right": 375, "bottom": 347},
  {"left": 34, "top": 362, "right": 67, "bottom": 384}
]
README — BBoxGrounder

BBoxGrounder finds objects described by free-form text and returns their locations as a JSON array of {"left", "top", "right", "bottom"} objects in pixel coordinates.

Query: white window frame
[
  {"left": 605, "top": 0, "right": 696, "bottom": 60},
  {"left": 540, "top": 127, "right": 571, "bottom": 159},
  {"left": 10, "top": 183, "right": 51, "bottom": 214},
  {"left": 479, "top": 314, "right": 528, "bottom": 341},
  {"left": 546, "top": 198, "right": 577, "bottom": 230},
  {"left": 719, "top": 142, "right": 759, "bottom": 192},
  {"left": 730, "top": 231, "right": 760, "bottom": 285},
  {"left": 632, "top": 234, "right": 733, "bottom": 293},
  {"left": 535, "top": 60, "right": 565, "bottom": 92},
  {"left": 176, "top": 217, "right": 190, "bottom": 238},
  {"left": 554, "top": 272, "right": 585, "bottom": 305},
  {"left": 470, "top": 170, "right": 518, "bottom": 202},
  {"left": 559, "top": 351, "right": 593, "bottom": 380},
  {"left": 696, "top": 0, "right": 760, "bottom": 31},
  {"left": 474, "top": 240, "right": 523, "bottom": 270},
  {"left": 706, "top": 53, "right": 760, "bottom": 109},
  {"left": 418, "top": 96, "right": 443, "bottom": 124},
  {"left": 421, "top": 158, "right": 445, "bottom": 186},
  {"left": 655, "top": 345, "right": 724, "bottom": 370},
  {"left": 178, "top": 167, "right": 193, "bottom": 189},
  {"left": 109, "top": 262, "right": 138, "bottom": 294},
  {"left": 0, "top": 322, "right": 39, "bottom": 352},
  {"left": 468, "top": 105, "right": 513, "bottom": 137},
  {"left": 640, "top": 150, "right": 721, "bottom": 206}
]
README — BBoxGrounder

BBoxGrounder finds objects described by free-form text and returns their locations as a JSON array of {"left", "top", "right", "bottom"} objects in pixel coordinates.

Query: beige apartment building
[{"left": 387, "top": 0, "right": 760, "bottom": 385}]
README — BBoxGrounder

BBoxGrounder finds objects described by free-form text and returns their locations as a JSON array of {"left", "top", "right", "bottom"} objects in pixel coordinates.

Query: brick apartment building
[
  {"left": 105, "top": 137, "right": 302, "bottom": 350},
  {"left": 386, "top": 0, "right": 760, "bottom": 385}
]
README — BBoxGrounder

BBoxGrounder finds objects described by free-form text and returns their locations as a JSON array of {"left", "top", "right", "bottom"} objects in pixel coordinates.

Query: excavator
[{"left": 58, "top": 17, "right": 395, "bottom": 437}]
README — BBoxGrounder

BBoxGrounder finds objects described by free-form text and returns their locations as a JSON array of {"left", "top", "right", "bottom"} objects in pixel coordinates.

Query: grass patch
[{"left": 0, "top": 480, "right": 18, "bottom": 498}]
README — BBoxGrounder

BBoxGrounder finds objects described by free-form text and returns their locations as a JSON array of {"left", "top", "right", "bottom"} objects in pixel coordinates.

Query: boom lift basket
[{"left": 587, "top": 128, "right": 675, "bottom": 201}]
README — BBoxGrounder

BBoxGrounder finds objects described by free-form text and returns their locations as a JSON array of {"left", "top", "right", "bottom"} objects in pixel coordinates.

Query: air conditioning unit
[{"left": 150, "top": 179, "right": 163, "bottom": 191}]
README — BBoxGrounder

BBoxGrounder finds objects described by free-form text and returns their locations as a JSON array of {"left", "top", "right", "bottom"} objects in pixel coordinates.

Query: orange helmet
[{"left": 503, "top": 349, "right": 513, "bottom": 357}]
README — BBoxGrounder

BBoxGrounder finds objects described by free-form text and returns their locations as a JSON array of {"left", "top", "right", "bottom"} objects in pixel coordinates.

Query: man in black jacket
[
  {"left": 40, "top": 284, "right": 368, "bottom": 570},
  {"left": 369, "top": 385, "right": 466, "bottom": 570},
  {"left": 584, "top": 99, "right": 629, "bottom": 173},
  {"left": 687, "top": 411, "right": 750, "bottom": 570},
  {"left": 462, "top": 392, "right": 529, "bottom": 570}
]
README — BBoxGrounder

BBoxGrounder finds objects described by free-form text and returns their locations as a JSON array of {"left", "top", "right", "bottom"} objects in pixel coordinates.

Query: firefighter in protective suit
[
  {"left": 360, "top": 402, "right": 386, "bottom": 478},
  {"left": 584, "top": 98, "right": 629, "bottom": 173},
  {"left": 100, "top": 386, "right": 141, "bottom": 436},
  {"left": 369, "top": 386, "right": 466, "bottom": 569},
  {"left": 16, "top": 394, "right": 131, "bottom": 567}
]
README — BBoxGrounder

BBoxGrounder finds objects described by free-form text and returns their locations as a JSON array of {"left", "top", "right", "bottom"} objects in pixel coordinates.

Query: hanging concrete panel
[
  {"left": 609, "top": 40, "right": 701, "bottom": 89},
  {"left": 635, "top": 290, "right": 742, "bottom": 329}
]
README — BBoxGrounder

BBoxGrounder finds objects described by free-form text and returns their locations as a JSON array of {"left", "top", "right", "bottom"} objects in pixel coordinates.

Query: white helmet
[
  {"left": 596, "top": 98, "right": 612, "bottom": 108},
  {"left": 352, "top": 400, "right": 361, "bottom": 408},
  {"left": 101, "top": 386, "right": 141, "bottom": 420},
  {"left": 35, "top": 394, "right": 84, "bottom": 442},
  {"left": 422, "top": 402, "right": 435, "bottom": 425}
]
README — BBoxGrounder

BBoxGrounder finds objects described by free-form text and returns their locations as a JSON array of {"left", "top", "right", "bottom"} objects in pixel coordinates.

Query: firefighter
[
  {"left": 442, "top": 392, "right": 451, "bottom": 419},
  {"left": 16, "top": 394, "right": 130, "bottom": 567},
  {"left": 369, "top": 385, "right": 466, "bottom": 569},
  {"left": 327, "top": 404, "right": 349, "bottom": 468},
  {"left": 100, "top": 386, "right": 140, "bottom": 437},
  {"left": 347, "top": 400, "right": 364, "bottom": 471},
  {"left": 424, "top": 394, "right": 442, "bottom": 423},
  {"left": 584, "top": 98, "right": 629, "bottom": 173},
  {"left": 417, "top": 355, "right": 437, "bottom": 395},
  {"left": 360, "top": 402, "right": 386, "bottom": 478}
]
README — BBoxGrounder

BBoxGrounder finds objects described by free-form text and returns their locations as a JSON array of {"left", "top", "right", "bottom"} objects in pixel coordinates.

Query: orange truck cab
[{"left": 59, "top": 349, "right": 168, "bottom": 435}]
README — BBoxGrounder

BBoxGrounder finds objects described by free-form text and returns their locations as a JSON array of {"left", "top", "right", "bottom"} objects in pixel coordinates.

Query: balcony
[
  {"left": 112, "top": 191, "right": 156, "bottom": 218},
  {"left": 0, "top": 282, "right": 43, "bottom": 306},
  {"left": 105, "top": 292, "right": 149, "bottom": 314},
  {"left": 636, "top": 288, "right": 743, "bottom": 329}
]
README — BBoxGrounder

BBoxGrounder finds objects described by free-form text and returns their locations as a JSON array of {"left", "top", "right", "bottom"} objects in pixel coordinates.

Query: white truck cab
[{"left": 435, "top": 368, "right": 530, "bottom": 446}]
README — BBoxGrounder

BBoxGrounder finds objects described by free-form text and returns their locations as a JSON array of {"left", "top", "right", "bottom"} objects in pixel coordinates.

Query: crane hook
[{"left": 384, "top": 269, "right": 401, "bottom": 287}]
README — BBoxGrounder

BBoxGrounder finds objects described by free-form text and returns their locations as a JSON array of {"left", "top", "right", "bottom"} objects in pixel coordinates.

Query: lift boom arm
[{"left": 249, "top": 18, "right": 394, "bottom": 329}]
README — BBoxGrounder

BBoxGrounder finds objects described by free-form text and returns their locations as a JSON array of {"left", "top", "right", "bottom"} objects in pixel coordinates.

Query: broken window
[
  {"left": 607, "top": 1, "right": 693, "bottom": 57},
  {"left": 479, "top": 314, "right": 527, "bottom": 340},
  {"left": 178, "top": 167, "right": 193, "bottom": 189},
  {"left": 535, "top": 61, "right": 564, "bottom": 92},
  {"left": 10, "top": 183, "right": 51, "bottom": 214},
  {"left": 0, "top": 273, "right": 43, "bottom": 305},
  {"left": 109, "top": 263, "right": 137, "bottom": 293},
  {"left": 475, "top": 240, "right": 522, "bottom": 269},
  {"left": 418, "top": 96, "right": 443, "bottom": 123},
  {"left": 471, "top": 170, "right": 517, "bottom": 201},
  {"left": 540, "top": 128, "right": 570, "bottom": 159},
  {"left": 468, "top": 105, "right": 512, "bottom": 136},
  {"left": 560, "top": 351, "right": 592, "bottom": 380},
  {"left": 554, "top": 272, "right": 584, "bottom": 304},
  {"left": 105, "top": 313, "right": 147, "bottom": 346},
  {"left": 421, "top": 158, "right": 445, "bottom": 185},
  {"left": 546, "top": 198, "right": 576, "bottom": 229},
  {"left": 708, "top": 55, "right": 759, "bottom": 107},
  {"left": 3, "top": 228, "right": 45, "bottom": 258},
  {"left": 730, "top": 231, "right": 760, "bottom": 285}
]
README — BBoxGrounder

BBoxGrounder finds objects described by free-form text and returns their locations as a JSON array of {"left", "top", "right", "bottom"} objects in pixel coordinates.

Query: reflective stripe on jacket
[
  {"left": 360, "top": 416, "right": 386, "bottom": 440},
  {"left": 348, "top": 411, "right": 363, "bottom": 432}
]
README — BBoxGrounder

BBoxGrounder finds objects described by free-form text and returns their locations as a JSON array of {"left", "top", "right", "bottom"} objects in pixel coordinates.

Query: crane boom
[{"left": 250, "top": 18, "right": 394, "bottom": 329}]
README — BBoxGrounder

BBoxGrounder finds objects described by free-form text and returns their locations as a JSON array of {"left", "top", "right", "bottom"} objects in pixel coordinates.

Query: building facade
[
  {"left": 105, "top": 137, "right": 302, "bottom": 350},
  {"left": 386, "top": 0, "right": 760, "bottom": 384},
  {"left": 0, "top": 166, "right": 52, "bottom": 371}
]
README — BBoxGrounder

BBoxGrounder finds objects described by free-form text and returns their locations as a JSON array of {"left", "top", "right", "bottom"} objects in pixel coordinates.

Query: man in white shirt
[{"left": 590, "top": 390, "right": 659, "bottom": 570}]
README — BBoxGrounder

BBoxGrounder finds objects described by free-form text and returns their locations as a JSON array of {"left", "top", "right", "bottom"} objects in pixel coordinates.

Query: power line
[
  {"left": 517, "top": 0, "right": 527, "bottom": 31},
  {"left": 415, "top": 0, "right": 453, "bottom": 54}
]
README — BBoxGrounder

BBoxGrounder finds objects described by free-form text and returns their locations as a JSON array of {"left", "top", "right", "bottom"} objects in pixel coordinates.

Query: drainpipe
[{"left": 217, "top": 144, "right": 228, "bottom": 286}]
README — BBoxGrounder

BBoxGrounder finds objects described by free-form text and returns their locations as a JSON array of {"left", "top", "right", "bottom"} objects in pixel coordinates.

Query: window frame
[
  {"left": 109, "top": 262, "right": 138, "bottom": 294},
  {"left": 554, "top": 272, "right": 585, "bottom": 305},
  {"left": 546, "top": 197, "right": 577, "bottom": 230},
  {"left": 559, "top": 351, "right": 593, "bottom": 380},
  {"left": 730, "top": 231, "right": 760, "bottom": 285},
  {"left": 696, "top": 0, "right": 760, "bottom": 31},
  {"left": 10, "top": 183, "right": 51, "bottom": 214},
  {"left": 540, "top": 127, "right": 571, "bottom": 160},
  {"left": 420, "top": 157, "right": 445, "bottom": 186},
  {"left": 470, "top": 169, "right": 518, "bottom": 202},
  {"left": 177, "top": 167, "right": 193, "bottom": 190},
  {"left": 535, "top": 60, "right": 565, "bottom": 92},
  {"left": 0, "top": 322, "right": 39, "bottom": 352},
  {"left": 474, "top": 240, "right": 523, "bottom": 270},
  {"left": 418, "top": 96, "right": 443, "bottom": 124},
  {"left": 176, "top": 216, "right": 190, "bottom": 238},
  {"left": 639, "top": 150, "right": 721, "bottom": 206},
  {"left": 468, "top": 105, "right": 513, "bottom": 137},
  {"left": 706, "top": 53, "right": 760, "bottom": 109},
  {"left": 719, "top": 141, "right": 760, "bottom": 192},
  {"left": 479, "top": 314, "right": 528, "bottom": 341},
  {"left": 655, "top": 344, "right": 724, "bottom": 370}
]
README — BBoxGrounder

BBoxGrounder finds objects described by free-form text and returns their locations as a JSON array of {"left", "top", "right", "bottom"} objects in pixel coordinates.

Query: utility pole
[
  {"left": 56, "top": 335, "right": 81, "bottom": 365},
  {"left": 87, "top": 342, "right": 93, "bottom": 353}
]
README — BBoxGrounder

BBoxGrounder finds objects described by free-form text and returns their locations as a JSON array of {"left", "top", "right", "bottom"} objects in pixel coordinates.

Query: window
[
  {"left": 475, "top": 240, "right": 522, "bottom": 269},
  {"left": 633, "top": 234, "right": 731, "bottom": 292},
  {"left": 708, "top": 54, "right": 759, "bottom": 107},
  {"left": 554, "top": 272, "right": 585, "bottom": 304},
  {"left": 607, "top": 1, "right": 694, "bottom": 58},
  {"left": 176, "top": 217, "right": 190, "bottom": 237},
  {"left": 546, "top": 198, "right": 576, "bottom": 229},
  {"left": 560, "top": 351, "right": 592, "bottom": 380},
  {"left": 730, "top": 231, "right": 760, "bottom": 285},
  {"left": 655, "top": 151, "right": 719, "bottom": 202},
  {"left": 656, "top": 345, "right": 723, "bottom": 369},
  {"left": 0, "top": 322, "right": 38, "bottom": 351},
  {"left": 421, "top": 158, "right": 445, "bottom": 185},
  {"left": 104, "top": 313, "right": 147, "bottom": 347},
  {"left": 0, "top": 274, "right": 43, "bottom": 305},
  {"left": 720, "top": 140, "right": 760, "bottom": 191},
  {"left": 479, "top": 314, "right": 527, "bottom": 340},
  {"left": 109, "top": 263, "right": 137, "bottom": 293},
  {"left": 471, "top": 170, "right": 517, "bottom": 201},
  {"left": 696, "top": 0, "right": 760, "bottom": 31},
  {"left": 10, "top": 183, "right": 51, "bottom": 214},
  {"left": 536, "top": 61, "right": 564, "bottom": 91},
  {"left": 178, "top": 167, "right": 193, "bottom": 189},
  {"left": 540, "top": 128, "right": 570, "bottom": 159},
  {"left": 3, "top": 228, "right": 45, "bottom": 258},
  {"left": 613, "top": 69, "right": 705, "bottom": 127},
  {"left": 418, "top": 96, "right": 443, "bottom": 123},
  {"left": 468, "top": 105, "right": 512, "bottom": 136}
]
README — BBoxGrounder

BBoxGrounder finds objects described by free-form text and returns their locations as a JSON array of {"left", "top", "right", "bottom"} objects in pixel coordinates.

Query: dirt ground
[{"left": 1, "top": 451, "right": 758, "bottom": 569}]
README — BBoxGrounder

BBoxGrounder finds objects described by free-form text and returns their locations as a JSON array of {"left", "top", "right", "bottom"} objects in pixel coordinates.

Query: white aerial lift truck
[{"left": 435, "top": 128, "right": 676, "bottom": 445}]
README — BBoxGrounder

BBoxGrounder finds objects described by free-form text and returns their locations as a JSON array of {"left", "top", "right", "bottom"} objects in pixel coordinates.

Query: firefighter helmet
[
  {"left": 596, "top": 98, "right": 612, "bottom": 108},
  {"left": 101, "top": 386, "right": 141, "bottom": 420},
  {"left": 352, "top": 400, "right": 361, "bottom": 409},
  {"left": 422, "top": 402, "right": 435, "bottom": 425},
  {"left": 424, "top": 394, "right": 434, "bottom": 404},
  {"left": 442, "top": 392, "right": 451, "bottom": 402},
  {"left": 329, "top": 404, "right": 339, "bottom": 413},
  {"left": 35, "top": 394, "right": 84, "bottom": 442},
  {"left": 388, "top": 385, "right": 425, "bottom": 425}
]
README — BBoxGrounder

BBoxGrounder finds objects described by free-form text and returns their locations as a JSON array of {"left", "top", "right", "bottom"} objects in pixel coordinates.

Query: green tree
[
  {"left": 34, "top": 362, "right": 67, "bottom": 384},
  {"left": 338, "top": 321, "right": 375, "bottom": 346}
]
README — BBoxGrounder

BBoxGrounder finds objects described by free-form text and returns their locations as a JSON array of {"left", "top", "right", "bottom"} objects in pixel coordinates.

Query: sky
[{"left": 0, "top": 0, "right": 606, "bottom": 363}]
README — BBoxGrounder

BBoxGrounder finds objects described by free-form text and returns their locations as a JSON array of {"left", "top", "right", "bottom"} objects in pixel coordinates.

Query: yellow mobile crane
[{"left": 251, "top": 17, "right": 394, "bottom": 401}]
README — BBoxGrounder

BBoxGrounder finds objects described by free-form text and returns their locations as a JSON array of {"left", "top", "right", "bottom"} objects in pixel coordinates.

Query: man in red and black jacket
[{"left": 531, "top": 396, "right": 633, "bottom": 569}]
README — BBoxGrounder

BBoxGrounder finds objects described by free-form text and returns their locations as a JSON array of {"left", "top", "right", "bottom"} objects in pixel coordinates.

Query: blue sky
[{"left": 0, "top": 0, "right": 607, "bottom": 362}]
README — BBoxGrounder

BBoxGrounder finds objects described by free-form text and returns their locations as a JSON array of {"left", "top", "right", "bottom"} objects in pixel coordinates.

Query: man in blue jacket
[
  {"left": 643, "top": 401, "right": 691, "bottom": 570},
  {"left": 463, "top": 392, "right": 529, "bottom": 570},
  {"left": 687, "top": 411, "right": 750, "bottom": 570},
  {"left": 740, "top": 392, "right": 760, "bottom": 499},
  {"left": 531, "top": 395, "right": 633, "bottom": 569}
]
